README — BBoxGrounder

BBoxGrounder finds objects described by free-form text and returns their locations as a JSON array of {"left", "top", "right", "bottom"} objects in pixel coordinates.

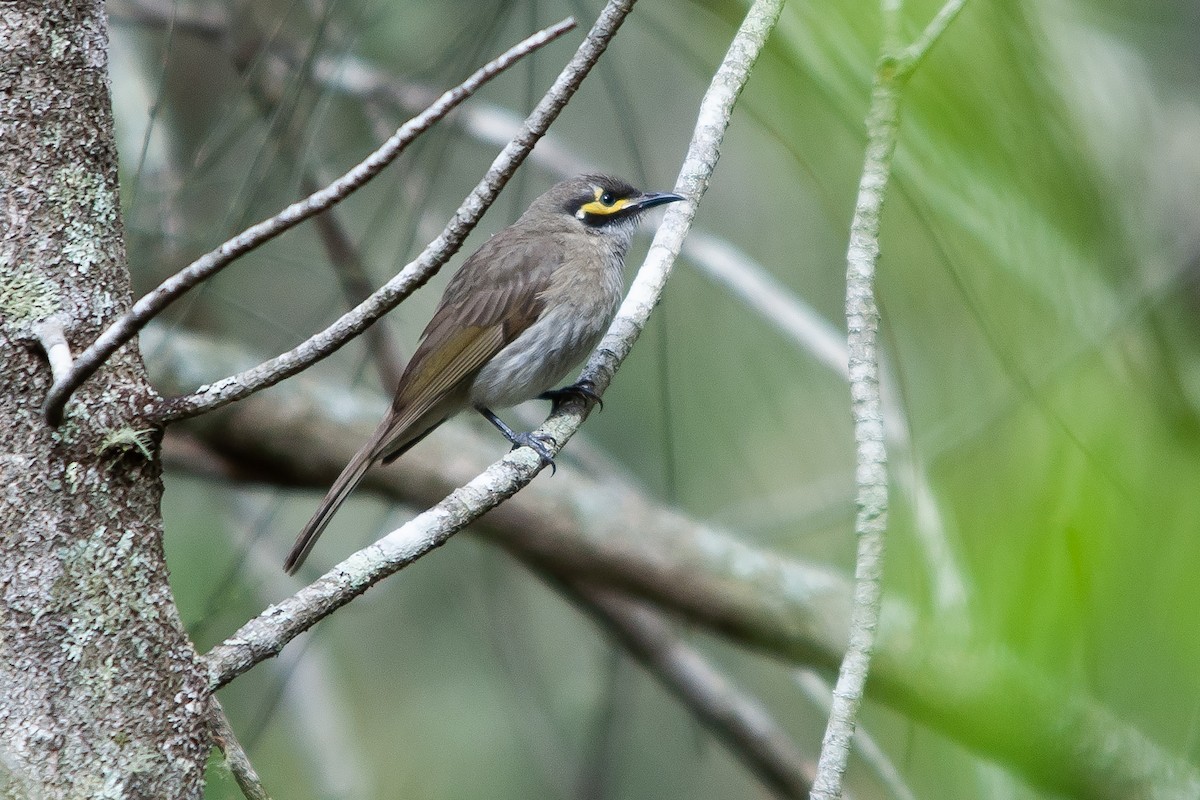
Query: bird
[{"left": 283, "top": 174, "right": 684, "bottom": 574}]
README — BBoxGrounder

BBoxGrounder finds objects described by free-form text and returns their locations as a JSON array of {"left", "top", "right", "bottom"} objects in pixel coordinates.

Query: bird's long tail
[
  {"left": 284, "top": 445, "right": 377, "bottom": 575},
  {"left": 283, "top": 406, "right": 451, "bottom": 575}
]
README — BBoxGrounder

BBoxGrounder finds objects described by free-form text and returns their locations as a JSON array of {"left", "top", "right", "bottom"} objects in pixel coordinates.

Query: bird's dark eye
[{"left": 600, "top": 191, "right": 615, "bottom": 205}]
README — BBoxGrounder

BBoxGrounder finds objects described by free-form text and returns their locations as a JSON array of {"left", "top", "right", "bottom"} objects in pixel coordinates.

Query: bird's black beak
[{"left": 628, "top": 190, "right": 686, "bottom": 213}]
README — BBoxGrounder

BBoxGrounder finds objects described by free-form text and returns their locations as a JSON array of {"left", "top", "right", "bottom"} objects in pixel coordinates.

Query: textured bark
[{"left": 0, "top": 2, "right": 209, "bottom": 797}]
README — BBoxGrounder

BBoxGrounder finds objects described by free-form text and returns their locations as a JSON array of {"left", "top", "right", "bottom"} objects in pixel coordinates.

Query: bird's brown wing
[
  {"left": 286, "top": 226, "right": 565, "bottom": 573},
  {"left": 372, "top": 234, "right": 562, "bottom": 462}
]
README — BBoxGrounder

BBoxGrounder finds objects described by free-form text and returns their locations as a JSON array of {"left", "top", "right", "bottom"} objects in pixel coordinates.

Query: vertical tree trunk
[{"left": 0, "top": 2, "right": 208, "bottom": 796}]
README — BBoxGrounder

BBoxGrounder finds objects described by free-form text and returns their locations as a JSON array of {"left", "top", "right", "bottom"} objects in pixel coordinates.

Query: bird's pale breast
[{"left": 468, "top": 233, "right": 625, "bottom": 408}]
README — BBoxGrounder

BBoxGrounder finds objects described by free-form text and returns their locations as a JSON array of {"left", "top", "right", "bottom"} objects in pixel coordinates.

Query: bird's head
[{"left": 525, "top": 174, "right": 685, "bottom": 234}]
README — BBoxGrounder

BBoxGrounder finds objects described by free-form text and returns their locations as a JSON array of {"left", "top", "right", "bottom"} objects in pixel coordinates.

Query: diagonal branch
[
  {"left": 42, "top": 17, "right": 574, "bottom": 425},
  {"left": 151, "top": 0, "right": 638, "bottom": 425},
  {"left": 201, "top": 0, "right": 784, "bottom": 689}
]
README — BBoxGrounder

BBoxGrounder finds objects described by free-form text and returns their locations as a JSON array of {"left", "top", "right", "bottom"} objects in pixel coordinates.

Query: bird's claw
[
  {"left": 539, "top": 380, "right": 603, "bottom": 412},
  {"left": 510, "top": 431, "right": 558, "bottom": 475}
]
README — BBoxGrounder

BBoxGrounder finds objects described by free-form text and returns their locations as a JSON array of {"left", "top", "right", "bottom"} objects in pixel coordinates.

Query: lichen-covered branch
[
  {"left": 810, "top": 1, "right": 969, "bottom": 797},
  {"left": 42, "top": 17, "right": 573, "bottom": 425},
  {"left": 152, "top": 0, "right": 639, "bottom": 424},
  {"left": 200, "top": 0, "right": 782, "bottom": 688}
]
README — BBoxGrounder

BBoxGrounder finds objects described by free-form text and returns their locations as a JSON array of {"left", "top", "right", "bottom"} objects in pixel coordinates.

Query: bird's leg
[
  {"left": 478, "top": 408, "right": 557, "bottom": 474},
  {"left": 539, "top": 379, "right": 603, "bottom": 412}
]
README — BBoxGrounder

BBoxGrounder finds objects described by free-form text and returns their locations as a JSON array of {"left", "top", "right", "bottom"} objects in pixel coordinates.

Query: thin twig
[
  {"left": 151, "top": 1, "right": 636, "bottom": 425},
  {"left": 809, "top": 42, "right": 900, "bottom": 800},
  {"left": 201, "top": 0, "right": 782, "bottom": 689},
  {"left": 809, "top": 2, "right": 967, "bottom": 798},
  {"left": 899, "top": 0, "right": 968, "bottom": 73},
  {"left": 562, "top": 582, "right": 815, "bottom": 799},
  {"left": 209, "top": 697, "right": 272, "bottom": 800},
  {"left": 42, "top": 18, "right": 574, "bottom": 425},
  {"left": 794, "top": 671, "right": 915, "bottom": 800},
  {"left": 305, "top": 176, "right": 406, "bottom": 390}
]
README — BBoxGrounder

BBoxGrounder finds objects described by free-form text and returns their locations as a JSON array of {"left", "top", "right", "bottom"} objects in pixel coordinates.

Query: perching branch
[
  {"left": 150, "top": 0, "right": 638, "bottom": 425},
  {"left": 201, "top": 0, "right": 783, "bottom": 688},
  {"left": 899, "top": 0, "right": 969, "bottom": 75},
  {"left": 809, "top": 2, "right": 967, "bottom": 798},
  {"left": 42, "top": 17, "right": 573, "bottom": 425}
]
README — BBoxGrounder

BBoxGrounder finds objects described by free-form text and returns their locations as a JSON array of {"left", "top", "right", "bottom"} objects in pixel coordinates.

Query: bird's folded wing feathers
[
  {"left": 396, "top": 325, "right": 504, "bottom": 417},
  {"left": 376, "top": 241, "right": 559, "bottom": 457}
]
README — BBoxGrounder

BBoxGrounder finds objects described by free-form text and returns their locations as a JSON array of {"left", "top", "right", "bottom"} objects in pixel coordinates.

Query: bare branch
[
  {"left": 152, "top": 0, "right": 639, "bottom": 424},
  {"left": 42, "top": 17, "right": 574, "bottom": 425},
  {"left": 208, "top": 698, "right": 271, "bottom": 800},
  {"left": 563, "top": 582, "right": 815, "bottom": 799},
  {"left": 900, "top": 0, "right": 969, "bottom": 74},
  {"left": 794, "top": 671, "right": 915, "bottom": 800},
  {"left": 201, "top": 0, "right": 783, "bottom": 687},
  {"left": 810, "top": 44, "right": 901, "bottom": 800},
  {"left": 811, "top": 1, "right": 968, "bottom": 797}
]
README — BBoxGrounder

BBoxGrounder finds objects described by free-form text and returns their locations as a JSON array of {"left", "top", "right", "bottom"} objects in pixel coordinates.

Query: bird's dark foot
[
  {"left": 478, "top": 408, "right": 559, "bottom": 474},
  {"left": 509, "top": 431, "right": 558, "bottom": 475},
  {"left": 539, "top": 380, "right": 603, "bottom": 412}
]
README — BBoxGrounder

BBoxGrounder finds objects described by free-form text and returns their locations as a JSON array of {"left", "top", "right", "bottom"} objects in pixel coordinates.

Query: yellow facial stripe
[{"left": 578, "top": 186, "right": 631, "bottom": 217}]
